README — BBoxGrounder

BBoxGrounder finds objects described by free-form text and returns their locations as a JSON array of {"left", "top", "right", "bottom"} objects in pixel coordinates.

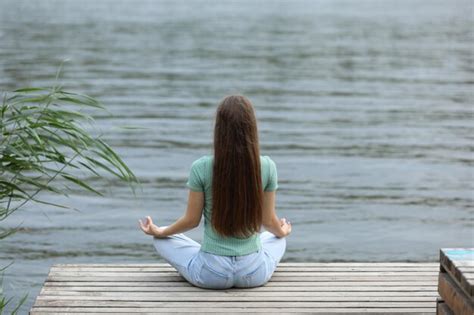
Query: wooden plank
[
  {"left": 42, "top": 281, "right": 438, "bottom": 287},
  {"left": 47, "top": 271, "right": 439, "bottom": 277},
  {"left": 41, "top": 286, "right": 438, "bottom": 295},
  {"left": 29, "top": 307, "right": 436, "bottom": 314},
  {"left": 453, "top": 261, "right": 474, "bottom": 267},
  {"left": 438, "top": 271, "right": 474, "bottom": 315},
  {"left": 50, "top": 266, "right": 440, "bottom": 272},
  {"left": 45, "top": 276, "right": 438, "bottom": 283},
  {"left": 40, "top": 288, "right": 438, "bottom": 296},
  {"left": 52, "top": 262, "right": 439, "bottom": 267},
  {"left": 36, "top": 292, "right": 436, "bottom": 303},
  {"left": 464, "top": 273, "right": 474, "bottom": 280},
  {"left": 439, "top": 248, "right": 473, "bottom": 298},
  {"left": 33, "top": 300, "right": 437, "bottom": 308},
  {"left": 53, "top": 266, "right": 432, "bottom": 272},
  {"left": 457, "top": 266, "right": 474, "bottom": 272}
]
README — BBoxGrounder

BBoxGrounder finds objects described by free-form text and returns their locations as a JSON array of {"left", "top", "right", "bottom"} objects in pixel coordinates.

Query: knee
[
  {"left": 277, "top": 236, "right": 287, "bottom": 255},
  {"left": 261, "top": 231, "right": 287, "bottom": 245},
  {"left": 152, "top": 235, "right": 170, "bottom": 253},
  {"left": 261, "top": 231, "right": 274, "bottom": 238}
]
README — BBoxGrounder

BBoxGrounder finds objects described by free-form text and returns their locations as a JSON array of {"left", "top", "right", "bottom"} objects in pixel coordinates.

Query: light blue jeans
[{"left": 153, "top": 230, "right": 286, "bottom": 289}]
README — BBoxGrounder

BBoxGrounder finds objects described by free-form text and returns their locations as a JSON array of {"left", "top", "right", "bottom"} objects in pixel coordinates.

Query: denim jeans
[{"left": 153, "top": 230, "right": 286, "bottom": 289}]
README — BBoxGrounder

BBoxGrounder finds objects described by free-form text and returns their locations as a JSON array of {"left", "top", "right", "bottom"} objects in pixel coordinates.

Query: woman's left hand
[{"left": 139, "top": 216, "right": 167, "bottom": 238}]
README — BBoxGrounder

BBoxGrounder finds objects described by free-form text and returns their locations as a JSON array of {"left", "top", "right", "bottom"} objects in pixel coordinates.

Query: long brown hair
[{"left": 211, "top": 95, "right": 263, "bottom": 238}]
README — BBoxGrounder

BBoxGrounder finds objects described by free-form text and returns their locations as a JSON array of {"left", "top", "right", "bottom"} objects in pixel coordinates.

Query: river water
[{"left": 1, "top": 0, "right": 473, "bottom": 312}]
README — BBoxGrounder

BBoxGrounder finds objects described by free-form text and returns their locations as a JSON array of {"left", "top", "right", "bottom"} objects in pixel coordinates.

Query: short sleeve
[
  {"left": 264, "top": 156, "right": 278, "bottom": 192},
  {"left": 186, "top": 159, "right": 204, "bottom": 192}
]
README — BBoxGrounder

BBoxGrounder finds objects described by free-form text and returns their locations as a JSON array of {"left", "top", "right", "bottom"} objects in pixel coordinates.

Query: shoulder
[
  {"left": 191, "top": 155, "right": 212, "bottom": 169},
  {"left": 261, "top": 155, "right": 276, "bottom": 167},
  {"left": 192, "top": 155, "right": 211, "bottom": 163}
]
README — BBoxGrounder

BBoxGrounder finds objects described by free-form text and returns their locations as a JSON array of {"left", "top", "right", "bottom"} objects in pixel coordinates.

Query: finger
[{"left": 139, "top": 220, "right": 149, "bottom": 232}]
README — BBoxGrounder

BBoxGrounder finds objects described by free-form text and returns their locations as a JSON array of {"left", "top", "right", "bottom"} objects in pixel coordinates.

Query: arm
[
  {"left": 139, "top": 190, "right": 204, "bottom": 238},
  {"left": 262, "top": 191, "right": 291, "bottom": 238},
  {"left": 161, "top": 190, "right": 204, "bottom": 236}
]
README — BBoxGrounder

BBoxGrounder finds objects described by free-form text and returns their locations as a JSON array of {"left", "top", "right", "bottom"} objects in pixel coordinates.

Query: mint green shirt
[{"left": 186, "top": 155, "right": 278, "bottom": 256}]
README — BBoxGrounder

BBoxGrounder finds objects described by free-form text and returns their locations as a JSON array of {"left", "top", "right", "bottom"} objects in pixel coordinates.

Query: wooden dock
[{"left": 30, "top": 262, "right": 441, "bottom": 314}]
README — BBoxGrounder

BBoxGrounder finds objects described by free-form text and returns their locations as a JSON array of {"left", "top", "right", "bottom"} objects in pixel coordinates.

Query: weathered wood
[
  {"left": 35, "top": 292, "right": 437, "bottom": 301},
  {"left": 53, "top": 263, "right": 439, "bottom": 267},
  {"left": 34, "top": 300, "right": 436, "bottom": 307},
  {"left": 30, "top": 307, "right": 436, "bottom": 314},
  {"left": 41, "top": 284, "right": 437, "bottom": 291},
  {"left": 31, "top": 263, "right": 439, "bottom": 314},
  {"left": 438, "top": 272, "right": 474, "bottom": 315},
  {"left": 44, "top": 277, "right": 438, "bottom": 285},
  {"left": 50, "top": 266, "right": 440, "bottom": 272},
  {"left": 46, "top": 276, "right": 438, "bottom": 283},
  {"left": 42, "top": 281, "right": 437, "bottom": 287},
  {"left": 39, "top": 289, "right": 438, "bottom": 297},
  {"left": 48, "top": 271, "right": 439, "bottom": 276},
  {"left": 439, "top": 248, "right": 473, "bottom": 298},
  {"left": 436, "top": 298, "right": 454, "bottom": 315}
]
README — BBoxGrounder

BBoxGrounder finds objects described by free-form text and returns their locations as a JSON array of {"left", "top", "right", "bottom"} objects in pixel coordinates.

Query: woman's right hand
[
  {"left": 280, "top": 218, "right": 292, "bottom": 237},
  {"left": 139, "top": 216, "right": 167, "bottom": 238}
]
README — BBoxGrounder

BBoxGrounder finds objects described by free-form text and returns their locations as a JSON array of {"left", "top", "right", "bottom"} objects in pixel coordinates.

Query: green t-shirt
[{"left": 186, "top": 155, "right": 278, "bottom": 256}]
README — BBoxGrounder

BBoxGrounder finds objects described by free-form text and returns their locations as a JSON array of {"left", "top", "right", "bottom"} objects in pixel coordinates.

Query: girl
[{"left": 139, "top": 95, "right": 291, "bottom": 289}]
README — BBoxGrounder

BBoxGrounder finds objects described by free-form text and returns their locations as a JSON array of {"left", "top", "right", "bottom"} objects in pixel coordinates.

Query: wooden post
[{"left": 437, "top": 248, "right": 474, "bottom": 315}]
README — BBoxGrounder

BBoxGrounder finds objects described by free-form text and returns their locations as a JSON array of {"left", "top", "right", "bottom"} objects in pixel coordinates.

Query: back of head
[{"left": 211, "top": 95, "right": 263, "bottom": 238}]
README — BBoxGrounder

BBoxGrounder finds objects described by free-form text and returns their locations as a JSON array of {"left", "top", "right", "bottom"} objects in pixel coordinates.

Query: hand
[
  {"left": 279, "top": 217, "right": 292, "bottom": 237},
  {"left": 138, "top": 216, "right": 167, "bottom": 238}
]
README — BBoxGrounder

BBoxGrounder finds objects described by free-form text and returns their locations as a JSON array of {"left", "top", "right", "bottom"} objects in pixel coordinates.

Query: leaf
[
  {"left": 61, "top": 174, "right": 103, "bottom": 196},
  {"left": 0, "top": 181, "right": 29, "bottom": 197},
  {"left": 0, "top": 227, "right": 18, "bottom": 240},
  {"left": 56, "top": 95, "right": 104, "bottom": 109},
  {"left": 30, "top": 198, "right": 80, "bottom": 212},
  {"left": 9, "top": 95, "right": 50, "bottom": 105},
  {"left": 0, "top": 261, "right": 14, "bottom": 272},
  {"left": 97, "top": 139, "right": 137, "bottom": 182},
  {"left": 84, "top": 156, "right": 122, "bottom": 179},
  {"left": 13, "top": 87, "right": 48, "bottom": 93},
  {"left": 10, "top": 292, "right": 28, "bottom": 315},
  {"left": 78, "top": 161, "right": 101, "bottom": 177},
  {"left": 0, "top": 221, "right": 23, "bottom": 240}
]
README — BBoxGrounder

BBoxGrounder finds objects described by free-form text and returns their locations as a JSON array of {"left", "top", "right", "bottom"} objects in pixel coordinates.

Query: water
[{"left": 1, "top": 0, "right": 473, "bottom": 312}]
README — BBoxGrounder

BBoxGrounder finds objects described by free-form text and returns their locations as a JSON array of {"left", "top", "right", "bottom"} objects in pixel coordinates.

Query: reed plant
[{"left": 0, "top": 66, "right": 138, "bottom": 313}]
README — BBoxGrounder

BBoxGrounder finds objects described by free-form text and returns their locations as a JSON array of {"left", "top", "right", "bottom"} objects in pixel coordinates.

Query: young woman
[{"left": 139, "top": 95, "right": 292, "bottom": 289}]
